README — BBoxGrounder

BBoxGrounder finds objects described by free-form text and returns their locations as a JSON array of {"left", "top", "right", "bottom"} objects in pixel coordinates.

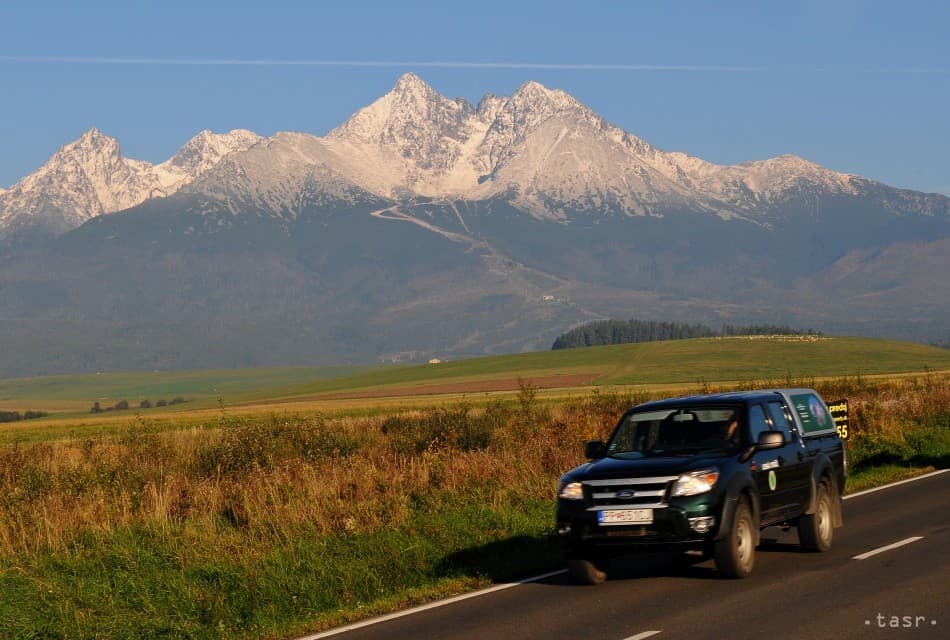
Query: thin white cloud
[{"left": 0, "top": 56, "right": 948, "bottom": 73}]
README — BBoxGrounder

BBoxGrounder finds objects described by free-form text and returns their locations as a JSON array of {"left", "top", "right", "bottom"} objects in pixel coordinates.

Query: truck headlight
[
  {"left": 557, "top": 481, "right": 584, "bottom": 500},
  {"left": 671, "top": 468, "right": 720, "bottom": 497}
]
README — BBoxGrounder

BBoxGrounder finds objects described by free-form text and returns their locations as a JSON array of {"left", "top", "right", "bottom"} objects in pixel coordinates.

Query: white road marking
[
  {"left": 297, "top": 569, "right": 567, "bottom": 639},
  {"left": 852, "top": 536, "right": 924, "bottom": 560},
  {"left": 623, "top": 631, "right": 663, "bottom": 640},
  {"left": 843, "top": 469, "right": 948, "bottom": 500}
]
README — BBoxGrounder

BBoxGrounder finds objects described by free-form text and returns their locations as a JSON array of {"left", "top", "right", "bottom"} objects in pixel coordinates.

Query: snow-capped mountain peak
[
  {"left": 509, "top": 80, "right": 586, "bottom": 113},
  {"left": 319, "top": 73, "right": 492, "bottom": 197},
  {"left": 73, "top": 127, "right": 109, "bottom": 145},
  {"left": 328, "top": 73, "right": 476, "bottom": 175},
  {"left": 0, "top": 127, "right": 260, "bottom": 239},
  {"left": 392, "top": 71, "right": 436, "bottom": 98},
  {"left": 0, "top": 128, "right": 155, "bottom": 236},
  {"left": 472, "top": 80, "right": 605, "bottom": 182},
  {"left": 164, "top": 129, "right": 262, "bottom": 172},
  {"left": 155, "top": 129, "right": 263, "bottom": 191},
  {"left": 329, "top": 73, "right": 468, "bottom": 142},
  {"left": 53, "top": 128, "right": 127, "bottom": 171},
  {"left": 476, "top": 93, "right": 505, "bottom": 123},
  {"left": 188, "top": 77, "right": 877, "bottom": 219},
  {"left": 3, "top": 74, "right": 940, "bottom": 242}
]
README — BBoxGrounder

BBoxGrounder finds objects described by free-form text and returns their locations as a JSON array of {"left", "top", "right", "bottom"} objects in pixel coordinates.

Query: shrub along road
[{"left": 303, "top": 471, "right": 949, "bottom": 640}]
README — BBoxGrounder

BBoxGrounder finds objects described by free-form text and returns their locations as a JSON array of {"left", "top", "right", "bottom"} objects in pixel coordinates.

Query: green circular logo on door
[{"left": 768, "top": 469, "right": 777, "bottom": 491}]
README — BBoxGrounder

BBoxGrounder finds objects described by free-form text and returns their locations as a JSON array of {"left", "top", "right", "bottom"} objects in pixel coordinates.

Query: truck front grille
[{"left": 583, "top": 476, "right": 678, "bottom": 510}]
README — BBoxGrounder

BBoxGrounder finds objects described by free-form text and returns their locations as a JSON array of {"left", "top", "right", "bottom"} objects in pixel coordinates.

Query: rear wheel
[
  {"left": 799, "top": 481, "right": 834, "bottom": 552},
  {"left": 567, "top": 555, "right": 608, "bottom": 585},
  {"left": 714, "top": 499, "right": 755, "bottom": 578}
]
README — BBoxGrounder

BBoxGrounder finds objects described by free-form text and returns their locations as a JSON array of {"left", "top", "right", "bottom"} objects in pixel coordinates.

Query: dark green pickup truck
[{"left": 556, "top": 389, "right": 846, "bottom": 583}]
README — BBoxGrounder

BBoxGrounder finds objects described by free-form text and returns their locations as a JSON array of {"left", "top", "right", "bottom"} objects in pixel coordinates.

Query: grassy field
[
  {"left": 0, "top": 338, "right": 948, "bottom": 638},
  {"left": 0, "top": 364, "right": 377, "bottom": 414},
  {"left": 3, "top": 336, "right": 949, "bottom": 417},
  {"left": 272, "top": 336, "right": 950, "bottom": 399}
]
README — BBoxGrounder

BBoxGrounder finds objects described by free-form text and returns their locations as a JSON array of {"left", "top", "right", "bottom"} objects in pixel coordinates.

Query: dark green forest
[{"left": 552, "top": 319, "right": 821, "bottom": 350}]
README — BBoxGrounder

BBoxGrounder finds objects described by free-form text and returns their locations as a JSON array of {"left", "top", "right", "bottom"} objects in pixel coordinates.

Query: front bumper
[{"left": 556, "top": 496, "right": 723, "bottom": 553}]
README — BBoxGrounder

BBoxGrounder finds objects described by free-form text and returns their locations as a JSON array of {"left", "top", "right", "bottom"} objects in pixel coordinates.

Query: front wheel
[
  {"left": 799, "top": 482, "right": 834, "bottom": 552},
  {"left": 567, "top": 555, "right": 608, "bottom": 585},
  {"left": 714, "top": 499, "right": 755, "bottom": 578}
]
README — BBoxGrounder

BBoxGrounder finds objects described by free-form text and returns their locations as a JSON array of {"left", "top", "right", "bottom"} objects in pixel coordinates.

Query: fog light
[
  {"left": 557, "top": 524, "right": 572, "bottom": 536},
  {"left": 689, "top": 516, "right": 716, "bottom": 533}
]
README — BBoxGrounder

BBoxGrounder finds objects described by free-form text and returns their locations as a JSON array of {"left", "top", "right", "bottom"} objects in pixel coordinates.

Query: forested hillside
[{"left": 552, "top": 319, "right": 820, "bottom": 349}]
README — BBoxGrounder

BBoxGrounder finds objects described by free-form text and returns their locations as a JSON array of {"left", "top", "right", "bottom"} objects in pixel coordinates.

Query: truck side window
[
  {"left": 766, "top": 401, "right": 794, "bottom": 441},
  {"left": 748, "top": 405, "right": 771, "bottom": 442}
]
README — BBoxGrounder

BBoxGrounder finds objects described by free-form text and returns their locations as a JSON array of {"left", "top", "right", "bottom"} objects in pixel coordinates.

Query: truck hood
[{"left": 568, "top": 454, "right": 725, "bottom": 481}]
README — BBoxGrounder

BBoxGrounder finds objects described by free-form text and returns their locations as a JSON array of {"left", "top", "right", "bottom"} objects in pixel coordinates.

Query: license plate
[{"left": 598, "top": 509, "right": 653, "bottom": 525}]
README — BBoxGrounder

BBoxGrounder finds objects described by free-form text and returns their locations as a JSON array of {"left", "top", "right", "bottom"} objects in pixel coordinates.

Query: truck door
[
  {"left": 749, "top": 403, "right": 803, "bottom": 525},
  {"left": 765, "top": 400, "right": 811, "bottom": 516},
  {"left": 749, "top": 404, "right": 782, "bottom": 524}
]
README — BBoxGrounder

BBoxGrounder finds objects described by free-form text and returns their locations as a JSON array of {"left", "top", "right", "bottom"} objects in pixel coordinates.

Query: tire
[
  {"left": 714, "top": 499, "right": 755, "bottom": 578},
  {"left": 799, "top": 482, "right": 834, "bottom": 552},
  {"left": 567, "top": 555, "right": 608, "bottom": 585}
]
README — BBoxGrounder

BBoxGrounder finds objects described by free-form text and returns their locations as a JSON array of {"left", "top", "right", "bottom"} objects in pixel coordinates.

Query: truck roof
[{"left": 631, "top": 388, "right": 820, "bottom": 412}]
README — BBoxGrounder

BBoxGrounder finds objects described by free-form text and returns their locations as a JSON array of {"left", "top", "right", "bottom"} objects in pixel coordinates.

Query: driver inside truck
[
  {"left": 697, "top": 413, "right": 741, "bottom": 448},
  {"left": 715, "top": 416, "right": 741, "bottom": 447},
  {"left": 725, "top": 419, "right": 739, "bottom": 441}
]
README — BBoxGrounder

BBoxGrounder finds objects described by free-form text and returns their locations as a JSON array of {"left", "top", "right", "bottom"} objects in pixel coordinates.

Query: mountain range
[{"left": 0, "top": 73, "right": 947, "bottom": 376}]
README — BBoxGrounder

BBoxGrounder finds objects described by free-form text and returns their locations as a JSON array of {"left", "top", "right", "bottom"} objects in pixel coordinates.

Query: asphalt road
[{"left": 305, "top": 471, "right": 949, "bottom": 640}]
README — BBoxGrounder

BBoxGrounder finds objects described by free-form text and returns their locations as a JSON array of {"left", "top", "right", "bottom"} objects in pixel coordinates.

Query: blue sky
[{"left": 1, "top": 0, "right": 948, "bottom": 194}]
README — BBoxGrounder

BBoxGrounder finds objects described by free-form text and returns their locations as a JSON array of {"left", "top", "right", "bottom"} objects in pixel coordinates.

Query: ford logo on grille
[{"left": 615, "top": 489, "right": 636, "bottom": 499}]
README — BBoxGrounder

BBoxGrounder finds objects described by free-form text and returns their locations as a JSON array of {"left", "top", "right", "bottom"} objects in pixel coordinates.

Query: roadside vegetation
[{"left": 0, "top": 372, "right": 947, "bottom": 638}]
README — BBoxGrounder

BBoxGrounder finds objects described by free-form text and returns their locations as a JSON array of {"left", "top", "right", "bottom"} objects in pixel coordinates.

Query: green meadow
[
  {"left": 0, "top": 365, "right": 377, "bottom": 413},
  {"left": 4, "top": 337, "right": 947, "bottom": 415},
  {"left": 277, "top": 336, "right": 950, "bottom": 397}
]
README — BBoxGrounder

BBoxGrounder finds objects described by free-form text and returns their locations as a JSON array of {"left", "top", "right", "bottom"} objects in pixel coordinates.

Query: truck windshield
[{"left": 606, "top": 407, "right": 744, "bottom": 459}]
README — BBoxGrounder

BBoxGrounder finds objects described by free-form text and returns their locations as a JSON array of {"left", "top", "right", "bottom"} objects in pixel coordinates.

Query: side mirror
[
  {"left": 584, "top": 440, "right": 606, "bottom": 459},
  {"left": 756, "top": 431, "right": 785, "bottom": 450}
]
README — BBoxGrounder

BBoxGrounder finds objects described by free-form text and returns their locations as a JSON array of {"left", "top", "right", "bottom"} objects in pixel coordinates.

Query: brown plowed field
[{"left": 313, "top": 373, "right": 600, "bottom": 400}]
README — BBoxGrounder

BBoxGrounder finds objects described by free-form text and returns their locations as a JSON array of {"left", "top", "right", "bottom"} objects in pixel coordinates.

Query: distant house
[
  {"left": 542, "top": 295, "right": 555, "bottom": 302},
  {"left": 428, "top": 358, "right": 442, "bottom": 364}
]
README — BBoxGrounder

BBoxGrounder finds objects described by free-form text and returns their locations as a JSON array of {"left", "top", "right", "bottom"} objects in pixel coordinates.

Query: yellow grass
[{"left": 2, "top": 370, "right": 947, "bottom": 558}]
